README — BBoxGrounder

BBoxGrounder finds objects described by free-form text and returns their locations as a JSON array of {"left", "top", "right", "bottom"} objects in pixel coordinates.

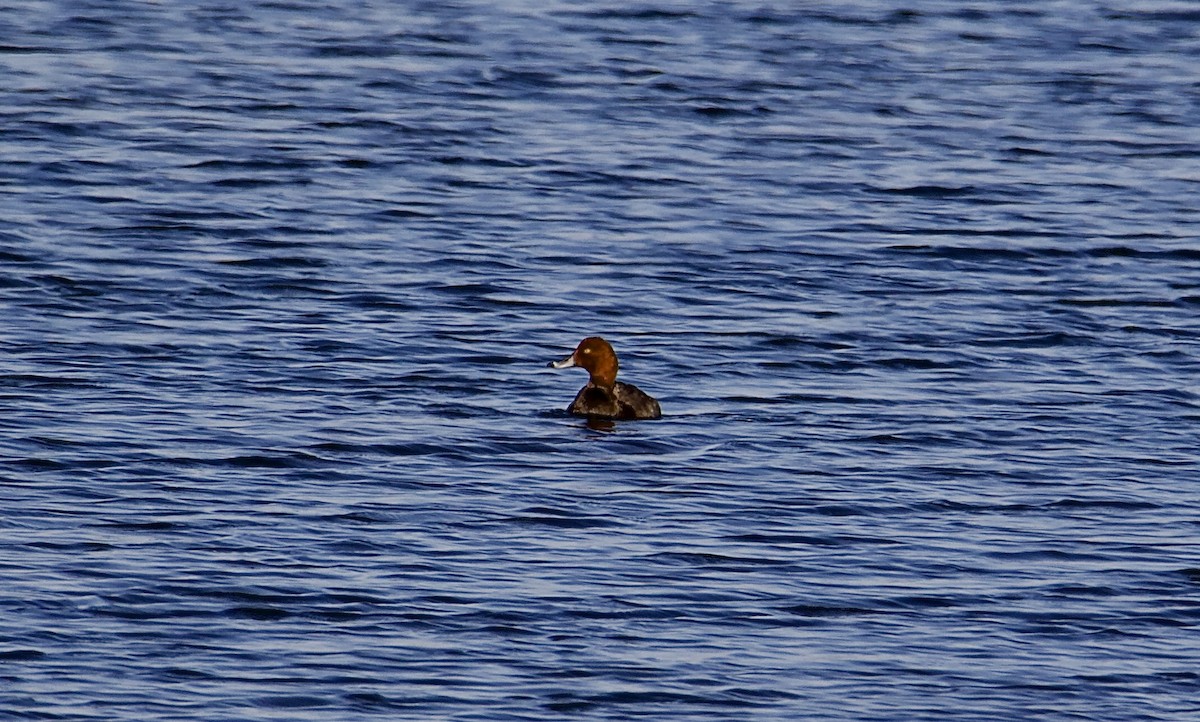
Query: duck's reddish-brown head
[{"left": 548, "top": 336, "right": 619, "bottom": 388}]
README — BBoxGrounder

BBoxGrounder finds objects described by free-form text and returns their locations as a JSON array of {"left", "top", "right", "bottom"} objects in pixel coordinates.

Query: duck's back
[
  {"left": 568, "top": 382, "right": 661, "bottom": 420},
  {"left": 613, "top": 381, "right": 662, "bottom": 420}
]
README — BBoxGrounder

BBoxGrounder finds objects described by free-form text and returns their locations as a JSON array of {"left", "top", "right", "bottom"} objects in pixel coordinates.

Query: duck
[{"left": 548, "top": 336, "right": 662, "bottom": 420}]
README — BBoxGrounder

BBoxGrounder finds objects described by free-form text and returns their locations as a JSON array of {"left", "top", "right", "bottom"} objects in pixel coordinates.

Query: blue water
[{"left": 3, "top": 1, "right": 1200, "bottom": 719}]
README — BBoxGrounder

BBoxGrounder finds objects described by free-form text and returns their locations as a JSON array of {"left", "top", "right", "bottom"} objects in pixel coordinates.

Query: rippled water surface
[{"left": 3, "top": 1, "right": 1200, "bottom": 720}]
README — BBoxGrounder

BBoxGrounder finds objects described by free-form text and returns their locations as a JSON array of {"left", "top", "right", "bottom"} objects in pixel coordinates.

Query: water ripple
[{"left": 3, "top": 1, "right": 1200, "bottom": 720}]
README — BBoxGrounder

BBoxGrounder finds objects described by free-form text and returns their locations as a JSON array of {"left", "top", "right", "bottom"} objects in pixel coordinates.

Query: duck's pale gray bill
[{"left": 548, "top": 354, "right": 577, "bottom": 369}]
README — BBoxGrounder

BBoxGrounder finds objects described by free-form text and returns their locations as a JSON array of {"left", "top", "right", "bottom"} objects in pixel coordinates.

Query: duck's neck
[{"left": 588, "top": 363, "right": 617, "bottom": 389}]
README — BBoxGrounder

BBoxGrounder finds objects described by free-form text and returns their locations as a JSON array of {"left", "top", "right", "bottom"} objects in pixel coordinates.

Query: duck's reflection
[{"left": 583, "top": 417, "right": 615, "bottom": 432}]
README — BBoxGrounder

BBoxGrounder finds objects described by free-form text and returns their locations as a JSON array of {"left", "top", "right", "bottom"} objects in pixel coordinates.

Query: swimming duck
[{"left": 548, "top": 336, "right": 662, "bottom": 420}]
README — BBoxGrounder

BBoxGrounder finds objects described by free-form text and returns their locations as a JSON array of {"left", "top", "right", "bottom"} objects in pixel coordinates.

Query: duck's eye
[{"left": 581, "top": 348, "right": 592, "bottom": 355}]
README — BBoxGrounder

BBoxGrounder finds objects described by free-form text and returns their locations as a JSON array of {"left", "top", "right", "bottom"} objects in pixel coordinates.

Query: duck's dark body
[{"left": 567, "top": 380, "right": 662, "bottom": 420}]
